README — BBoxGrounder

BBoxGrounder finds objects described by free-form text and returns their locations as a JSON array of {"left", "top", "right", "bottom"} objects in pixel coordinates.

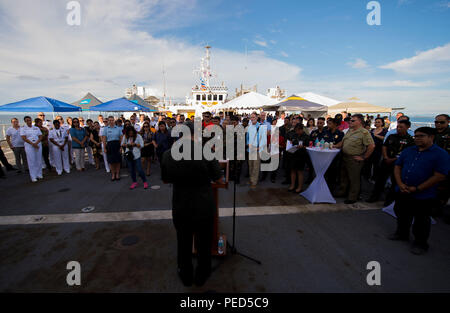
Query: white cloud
[
  {"left": 280, "top": 51, "right": 289, "bottom": 57},
  {"left": 438, "top": 1, "right": 450, "bottom": 9},
  {"left": 380, "top": 43, "right": 450, "bottom": 74},
  {"left": 253, "top": 40, "right": 268, "bottom": 47},
  {"left": 291, "top": 79, "right": 450, "bottom": 114},
  {"left": 362, "top": 80, "right": 434, "bottom": 88},
  {"left": 0, "top": 0, "right": 302, "bottom": 104},
  {"left": 347, "top": 58, "right": 369, "bottom": 69}
]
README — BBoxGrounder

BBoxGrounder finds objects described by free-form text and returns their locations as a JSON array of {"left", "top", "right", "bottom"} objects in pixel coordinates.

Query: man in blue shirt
[
  {"left": 391, "top": 127, "right": 450, "bottom": 255},
  {"left": 246, "top": 113, "right": 267, "bottom": 187},
  {"left": 383, "top": 115, "right": 414, "bottom": 143}
]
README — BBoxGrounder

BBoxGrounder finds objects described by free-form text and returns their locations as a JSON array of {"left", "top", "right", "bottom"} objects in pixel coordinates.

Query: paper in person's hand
[{"left": 286, "top": 140, "right": 299, "bottom": 153}]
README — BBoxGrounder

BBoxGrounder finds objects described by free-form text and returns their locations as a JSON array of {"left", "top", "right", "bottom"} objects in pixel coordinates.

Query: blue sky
[
  {"left": 0, "top": 0, "right": 449, "bottom": 114},
  {"left": 152, "top": 0, "right": 450, "bottom": 82}
]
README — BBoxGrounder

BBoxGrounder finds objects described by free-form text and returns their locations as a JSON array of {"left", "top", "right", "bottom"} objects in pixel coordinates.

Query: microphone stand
[{"left": 227, "top": 160, "right": 261, "bottom": 265}]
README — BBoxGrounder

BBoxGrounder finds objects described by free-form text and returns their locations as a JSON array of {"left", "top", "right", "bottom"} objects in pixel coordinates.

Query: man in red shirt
[
  {"left": 335, "top": 113, "right": 349, "bottom": 131},
  {"left": 202, "top": 112, "right": 214, "bottom": 128}
]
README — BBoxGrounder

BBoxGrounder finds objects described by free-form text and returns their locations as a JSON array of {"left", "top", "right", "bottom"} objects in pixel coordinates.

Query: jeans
[
  {"left": 127, "top": 157, "right": 147, "bottom": 183},
  {"left": 13, "top": 147, "right": 27, "bottom": 171},
  {"left": 73, "top": 148, "right": 85, "bottom": 170}
]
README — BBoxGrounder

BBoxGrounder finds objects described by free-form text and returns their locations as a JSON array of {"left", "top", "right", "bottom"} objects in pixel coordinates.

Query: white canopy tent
[
  {"left": 296, "top": 92, "right": 341, "bottom": 107},
  {"left": 214, "top": 91, "right": 278, "bottom": 111}
]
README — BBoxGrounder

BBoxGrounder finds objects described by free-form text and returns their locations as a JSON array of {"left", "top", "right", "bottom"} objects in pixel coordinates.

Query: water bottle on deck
[{"left": 218, "top": 236, "right": 224, "bottom": 255}]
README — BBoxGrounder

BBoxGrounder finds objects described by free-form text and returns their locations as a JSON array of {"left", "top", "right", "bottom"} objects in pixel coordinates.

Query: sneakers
[
  {"left": 143, "top": 182, "right": 149, "bottom": 189},
  {"left": 129, "top": 182, "right": 138, "bottom": 190}
]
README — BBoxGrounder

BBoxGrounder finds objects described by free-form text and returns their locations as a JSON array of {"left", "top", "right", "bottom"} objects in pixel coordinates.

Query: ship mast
[
  {"left": 195, "top": 45, "right": 214, "bottom": 92},
  {"left": 204, "top": 45, "right": 211, "bottom": 88},
  {"left": 162, "top": 63, "right": 167, "bottom": 108}
]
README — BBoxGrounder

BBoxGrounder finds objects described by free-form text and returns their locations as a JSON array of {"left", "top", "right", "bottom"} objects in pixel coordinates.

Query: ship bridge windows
[
  {"left": 196, "top": 95, "right": 201, "bottom": 101},
  {"left": 219, "top": 95, "right": 223, "bottom": 101},
  {"left": 208, "top": 94, "right": 212, "bottom": 101},
  {"left": 202, "top": 94, "right": 206, "bottom": 101},
  {"left": 213, "top": 94, "right": 217, "bottom": 101}
]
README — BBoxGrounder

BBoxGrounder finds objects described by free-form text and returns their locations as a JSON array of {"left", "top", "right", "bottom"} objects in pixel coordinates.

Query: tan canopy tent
[
  {"left": 127, "top": 94, "right": 159, "bottom": 112},
  {"left": 72, "top": 92, "right": 103, "bottom": 111},
  {"left": 262, "top": 95, "right": 328, "bottom": 118},
  {"left": 327, "top": 97, "right": 392, "bottom": 114}
]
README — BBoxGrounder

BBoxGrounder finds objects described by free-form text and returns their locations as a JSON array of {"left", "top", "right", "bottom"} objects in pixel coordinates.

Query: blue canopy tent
[
  {"left": 89, "top": 97, "right": 154, "bottom": 112},
  {"left": 0, "top": 96, "right": 82, "bottom": 112}
]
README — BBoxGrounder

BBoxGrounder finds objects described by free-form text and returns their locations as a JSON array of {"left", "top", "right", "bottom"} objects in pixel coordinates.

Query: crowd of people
[{"left": 0, "top": 110, "right": 449, "bottom": 255}]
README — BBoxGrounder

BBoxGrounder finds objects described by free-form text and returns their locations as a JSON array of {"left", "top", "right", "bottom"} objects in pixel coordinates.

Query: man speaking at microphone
[{"left": 162, "top": 121, "right": 223, "bottom": 287}]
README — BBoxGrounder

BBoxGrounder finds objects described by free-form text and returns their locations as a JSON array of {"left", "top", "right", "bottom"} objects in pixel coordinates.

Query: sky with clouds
[{"left": 0, "top": 0, "right": 449, "bottom": 114}]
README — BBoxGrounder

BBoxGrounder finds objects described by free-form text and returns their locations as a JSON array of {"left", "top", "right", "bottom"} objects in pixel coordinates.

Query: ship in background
[{"left": 168, "top": 46, "right": 228, "bottom": 117}]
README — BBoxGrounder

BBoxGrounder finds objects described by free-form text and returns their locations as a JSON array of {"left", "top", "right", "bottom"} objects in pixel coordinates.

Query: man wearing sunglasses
[
  {"left": 37, "top": 112, "right": 51, "bottom": 130},
  {"left": 434, "top": 114, "right": 449, "bottom": 154},
  {"left": 434, "top": 114, "right": 450, "bottom": 217}
]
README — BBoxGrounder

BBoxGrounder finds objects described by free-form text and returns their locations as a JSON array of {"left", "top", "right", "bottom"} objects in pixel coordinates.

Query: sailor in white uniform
[
  {"left": 48, "top": 119, "right": 70, "bottom": 175},
  {"left": 20, "top": 116, "right": 43, "bottom": 182}
]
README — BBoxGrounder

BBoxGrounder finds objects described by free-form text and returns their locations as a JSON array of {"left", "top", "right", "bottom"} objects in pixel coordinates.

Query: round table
[{"left": 300, "top": 147, "right": 341, "bottom": 204}]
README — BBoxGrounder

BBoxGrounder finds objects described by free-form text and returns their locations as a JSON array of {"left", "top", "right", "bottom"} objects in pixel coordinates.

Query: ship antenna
[{"left": 162, "top": 63, "right": 167, "bottom": 108}]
